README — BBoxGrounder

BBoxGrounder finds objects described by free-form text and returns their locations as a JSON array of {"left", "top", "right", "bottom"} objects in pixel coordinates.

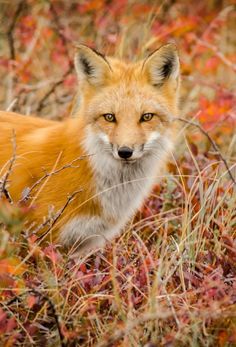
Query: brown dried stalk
[
  {"left": 19, "top": 155, "right": 85, "bottom": 204},
  {"left": 49, "top": 0, "right": 72, "bottom": 65},
  {"left": 30, "top": 189, "right": 82, "bottom": 242},
  {"left": 196, "top": 38, "right": 236, "bottom": 72},
  {"left": 176, "top": 117, "right": 236, "bottom": 185},
  {"left": 0, "top": 131, "right": 17, "bottom": 203},
  {"left": 3, "top": 288, "right": 67, "bottom": 347},
  {"left": 36, "top": 0, "right": 73, "bottom": 113},
  {"left": 7, "top": 1, "right": 25, "bottom": 60},
  {"left": 36, "top": 66, "right": 73, "bottom": 112},
  {"left": 38, "top": 189, "right": 82, "bottom": 240}
]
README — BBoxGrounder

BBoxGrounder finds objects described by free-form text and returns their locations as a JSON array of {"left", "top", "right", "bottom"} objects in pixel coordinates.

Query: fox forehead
[
  {"left": 104, "top": 57, "right": 142, "bottom": 80},
  {"left": 84, "top": 60, "right": 176, "bottom": 116},
  {"left": 87, "top": 82, "right": 174, "bottom": 119}
]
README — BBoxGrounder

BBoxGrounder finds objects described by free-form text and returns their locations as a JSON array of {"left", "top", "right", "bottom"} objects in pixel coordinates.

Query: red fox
[{"left": 0, "top": 44, "right": 180, "bottom": 254}]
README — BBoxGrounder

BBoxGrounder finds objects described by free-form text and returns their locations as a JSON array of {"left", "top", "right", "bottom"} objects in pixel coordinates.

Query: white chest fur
[
  {"left": 96, "top": 157, "right": 156, "bottom": 222},
  {"left": 60, "top": 156, "right": 156, "bottom": 250},
  {"left": 60, "top": 128, "right": 173, "bottom": 251}
]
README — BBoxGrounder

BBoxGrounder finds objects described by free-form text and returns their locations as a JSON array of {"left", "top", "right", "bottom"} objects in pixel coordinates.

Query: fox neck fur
[{"left": 59, "top": 123, "right": 174, "bottom": 252}]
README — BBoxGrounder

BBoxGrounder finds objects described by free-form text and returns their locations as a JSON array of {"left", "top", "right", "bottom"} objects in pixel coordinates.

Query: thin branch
[
  {"left": 7, "top": 1, "right": 25, "bottom": 60},
  {"left": 97, "top": 311, "right": 173, "bottom": 347},
  {"left": 35, "top": 0, "right": 74, "bottom": 113},
  {"left": 1, "top": 188, "right": 13, "bottom": 204},
  {"left": 35, "top": 189, "right": 82, "bottom": 240},
  {"left": 19, "top": 155, "right": 85, "bottom": 204},
  {"left": 0, "top": 131, "right": 17, "bottom": 203},
  {"left": 49, "top": 0, "right": 72, "bottom": 65},
  {"left": 176, "top": 118, "right": 236, "bottom": 185},
  {"left": 42, "top": 190, "right": 82, "bottom": 236},
  {"left": 191, "top": 6, "right": 234, "bottom": 59},
  {"left": 2, "top": 289, "right": 67, "bottom": 347},
  {"left": 196, "top": 38, "right": 236, "bottom": 72},
  {"left": 35, "top": 0, "right": 75, "bottom": 112},
  {"left": 36, "top": 66, "right": 73, "bottom": 112}
]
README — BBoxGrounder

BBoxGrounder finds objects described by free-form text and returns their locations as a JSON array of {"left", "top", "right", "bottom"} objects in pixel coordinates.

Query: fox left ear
[
  {"left": 74, "top": 45, "right": 112, "bottom": 87},
  {"left": 142, "top": 44, "right": 180, "bottom": 87}
]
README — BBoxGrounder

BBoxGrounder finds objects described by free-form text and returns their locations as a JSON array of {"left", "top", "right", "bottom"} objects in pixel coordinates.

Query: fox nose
[{"left": 118, "top": 146, "right": 133, "bottom": 159}]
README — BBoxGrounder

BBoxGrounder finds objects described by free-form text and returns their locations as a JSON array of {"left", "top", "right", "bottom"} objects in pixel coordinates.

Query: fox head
[{"left": 74, "top": 44, "right": 180, "bottom": 165}]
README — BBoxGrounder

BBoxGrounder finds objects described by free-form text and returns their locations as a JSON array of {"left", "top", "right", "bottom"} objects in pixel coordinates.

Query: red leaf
[{"left": 27, "top": 295, "right": 37, "bottom": 309}]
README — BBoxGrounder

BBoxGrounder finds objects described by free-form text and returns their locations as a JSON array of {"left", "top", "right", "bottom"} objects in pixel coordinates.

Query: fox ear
[
  {"left": 142, "top": 44, "right": 180, "bottom": 87},
  {"left": 74, "top": 45, "right": 112, "bottom": 87}
]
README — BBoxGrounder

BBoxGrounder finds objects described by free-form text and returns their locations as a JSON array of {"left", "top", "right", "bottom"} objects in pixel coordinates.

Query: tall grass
[{"left": 0, "top": 1, "right": 235, "bottom": 346}]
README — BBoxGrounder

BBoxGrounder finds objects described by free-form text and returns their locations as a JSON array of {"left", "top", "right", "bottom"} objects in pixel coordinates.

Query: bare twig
[
  {"left": 2, "top": 289, "right": 67, "bottom": 347},
  {"left": 7, "top": 1, "right": 25, "bottom": 60},
  {"left": 42, "top": 189, "right": 82, "bottom": 236},
  {"left": 35, "top": 0, "right": 74, "bottom": 112},
  {"left": 191, "top": 6, "right": 234, "bottom": 58},
  {"left": 19, "top": 155, "right": 85, "bottom": 204},
  {"left": 183, "top": 75, "right": 234, "bottom": 96},
  {"left": 196, "top": 38, "right": 236, "bottom": 72},
  {"left": 36, "top": 66, "right": 73, "bottom": 112},
  {"left": 176, "top": 118, "right": 236, "bottom": 185},
  {"left": 35, "top": 189, "right": 82, "bottom": 240},
  {"left": 1, "top": 188, "right": 13, "bottom": 204},
  {"left": 0, "top": 131, "right": 17, "bottom": 203},
  {"left": 97, "top": 311, "right": 173, "bottom": 347},
  {"left": 49, "top": 1, "right": 72, "bottom": 65}
]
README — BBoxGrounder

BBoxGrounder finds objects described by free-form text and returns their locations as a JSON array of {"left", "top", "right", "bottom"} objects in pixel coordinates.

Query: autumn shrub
[{"left": 0, "top": 1, "right": 235, "bottom": 346}]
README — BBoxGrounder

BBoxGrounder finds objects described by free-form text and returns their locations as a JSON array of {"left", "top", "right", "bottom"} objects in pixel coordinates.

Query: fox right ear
[
  {"left": 74, "top": 45, "right": 112, "bottom": 87},
  {"left": 142, "top": 44, "right": 180, "bottom": 87}
]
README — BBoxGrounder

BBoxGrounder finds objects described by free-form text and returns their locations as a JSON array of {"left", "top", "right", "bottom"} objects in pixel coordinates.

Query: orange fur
[
  {"left": 0, "top": 112, "right": 99, "bottom": 240},
  {"left": 0, "top": 44, "right": 180, "bottom": 250}
]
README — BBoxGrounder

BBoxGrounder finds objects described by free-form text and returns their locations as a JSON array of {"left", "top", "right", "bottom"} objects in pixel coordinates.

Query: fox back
[{"left": 0, "top": 44, "right": 180, "bottom": 255}]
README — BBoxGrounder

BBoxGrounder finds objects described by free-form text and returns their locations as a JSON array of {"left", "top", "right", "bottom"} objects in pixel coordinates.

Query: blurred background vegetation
[{"left": 0, "top": 1, "right": 235, "bottom": 346}]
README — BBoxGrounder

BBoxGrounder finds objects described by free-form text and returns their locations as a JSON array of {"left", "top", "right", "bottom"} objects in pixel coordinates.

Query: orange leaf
[
  {"left": 218, "top": 330, "right": 228, "bottom": 347},
  {"left": 0, "top": 257, "right": 26, "bottom": 276}
]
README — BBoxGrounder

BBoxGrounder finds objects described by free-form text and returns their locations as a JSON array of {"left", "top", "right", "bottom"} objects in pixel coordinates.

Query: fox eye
[
  {"left": 140, "top": 113, "right": 154, "bottom": 122},
  {"left": 103, "top": 113, "right": 116, "bottom": 122}
]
